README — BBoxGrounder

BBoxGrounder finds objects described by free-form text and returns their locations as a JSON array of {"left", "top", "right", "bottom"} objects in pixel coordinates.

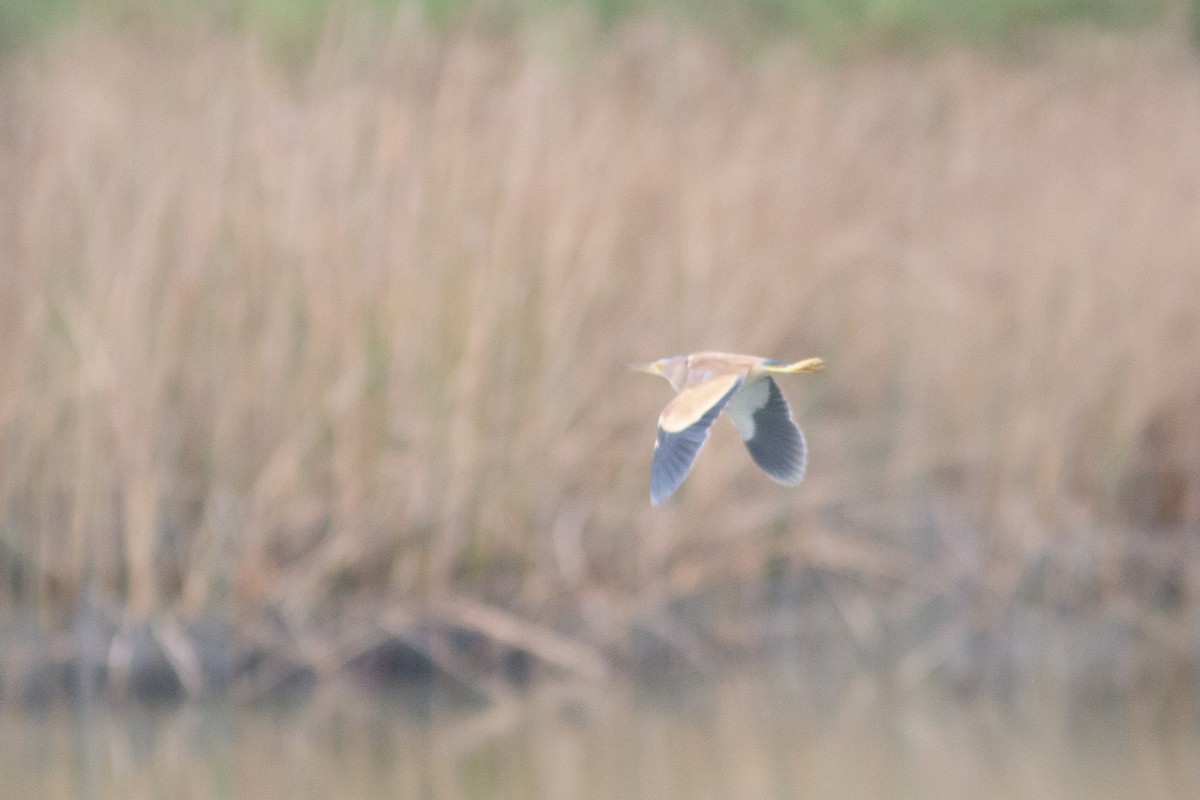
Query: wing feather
[
  {"left": 658, "top": 373, "right": 742, "bottom": 433},
  {"left": 651, "top": 374, "right": 743, "bottom": 505},
  {"left": 727, "top": 376, "right": 807, "bottom": 486}
]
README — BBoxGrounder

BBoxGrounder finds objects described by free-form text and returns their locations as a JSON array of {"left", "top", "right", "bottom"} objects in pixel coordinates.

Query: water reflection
[{"left": 1, "top": 673, "right": 1196, "bottom": 799}]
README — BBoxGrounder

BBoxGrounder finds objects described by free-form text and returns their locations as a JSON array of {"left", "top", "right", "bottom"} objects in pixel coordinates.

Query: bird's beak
[{"left": 627, "top": 362, "right": 660, "bottom": 375}]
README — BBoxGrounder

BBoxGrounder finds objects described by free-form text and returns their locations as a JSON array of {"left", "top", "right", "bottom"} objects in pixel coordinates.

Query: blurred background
[{"left": 1, "top": 0, "right": 1199, "bottom": 797}]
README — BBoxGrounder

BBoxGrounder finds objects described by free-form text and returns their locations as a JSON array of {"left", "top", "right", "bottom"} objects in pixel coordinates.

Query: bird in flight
[{"left": 630, "top": 352, "right": 824, "bottom": 506}]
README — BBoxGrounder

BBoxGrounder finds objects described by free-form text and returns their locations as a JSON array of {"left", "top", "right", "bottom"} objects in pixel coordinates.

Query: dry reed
[{"left": 1, "top": 15, "right": 1198, "bottom": 686}]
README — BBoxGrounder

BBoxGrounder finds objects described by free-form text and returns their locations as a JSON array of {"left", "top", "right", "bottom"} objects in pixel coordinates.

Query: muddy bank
[{"left": 3, "top": 551, "right": 1195, "bottom": 709}]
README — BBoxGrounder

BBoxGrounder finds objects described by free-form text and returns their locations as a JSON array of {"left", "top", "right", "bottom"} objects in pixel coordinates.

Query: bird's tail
[{"left": 763, "top": 357, "right": 825, "bottom": 374}]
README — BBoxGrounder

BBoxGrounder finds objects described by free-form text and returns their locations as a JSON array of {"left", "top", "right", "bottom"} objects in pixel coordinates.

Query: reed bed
[{"left": 1, "top": 14, "right": 1199, "bottom": 699}]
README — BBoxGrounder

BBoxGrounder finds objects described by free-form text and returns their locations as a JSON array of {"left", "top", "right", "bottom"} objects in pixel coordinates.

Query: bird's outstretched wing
[
  {"left": 727, "top": 376, "right": 807, "bottom": 486},
  {"left": 651, "top": 373, "right": 744, "bottom": 506}
]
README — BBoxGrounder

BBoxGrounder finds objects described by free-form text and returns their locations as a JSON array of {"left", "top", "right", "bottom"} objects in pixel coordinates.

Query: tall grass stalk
[{"left": 1, "top": 19, "right": 1198, "bottom": 638}]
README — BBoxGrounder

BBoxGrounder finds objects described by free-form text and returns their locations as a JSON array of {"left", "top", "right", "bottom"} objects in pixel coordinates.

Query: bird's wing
[
  {"left": 727, "top": 376, "right": 807, "bottom": 486},
  {"left": 651, "top": 373, "right": 744, "bottom": 506}
]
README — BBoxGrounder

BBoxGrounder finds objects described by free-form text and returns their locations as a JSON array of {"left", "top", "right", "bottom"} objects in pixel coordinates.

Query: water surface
[{"left": 1, "top": 672, "right": 1196, "bottom": 799}]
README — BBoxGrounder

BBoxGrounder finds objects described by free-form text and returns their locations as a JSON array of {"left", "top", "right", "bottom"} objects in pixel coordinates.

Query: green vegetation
[{"left": 0, "top": 0, "right": 1172, "bottom": 55}]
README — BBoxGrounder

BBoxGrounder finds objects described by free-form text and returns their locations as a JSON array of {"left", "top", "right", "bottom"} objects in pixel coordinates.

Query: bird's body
[{"left": 631, "top": 352, "right": 824, "bottom": 506}]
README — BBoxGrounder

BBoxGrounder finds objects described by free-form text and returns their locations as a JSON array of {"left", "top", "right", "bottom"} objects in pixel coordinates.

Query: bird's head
[{"left": 628, "top": 355, "right": 688, "bottom": 391}]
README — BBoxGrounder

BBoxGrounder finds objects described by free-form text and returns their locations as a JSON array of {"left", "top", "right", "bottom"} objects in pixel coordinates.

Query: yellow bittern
[{"left": 631, "top": 353, "right": 824, "bottom": 506}]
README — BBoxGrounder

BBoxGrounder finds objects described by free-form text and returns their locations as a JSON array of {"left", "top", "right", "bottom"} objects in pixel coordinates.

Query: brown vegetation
[{"left": 1, "top": 17, "right": 1199, "bottom": 700}]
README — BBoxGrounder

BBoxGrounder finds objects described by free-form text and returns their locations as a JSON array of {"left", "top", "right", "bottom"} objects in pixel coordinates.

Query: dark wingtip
[
  {"left": 738, "top": 378, "right": 808, "bottom": 486},
  {"left": 648, "top": 379, "right": 743, "bottom": 506}
]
